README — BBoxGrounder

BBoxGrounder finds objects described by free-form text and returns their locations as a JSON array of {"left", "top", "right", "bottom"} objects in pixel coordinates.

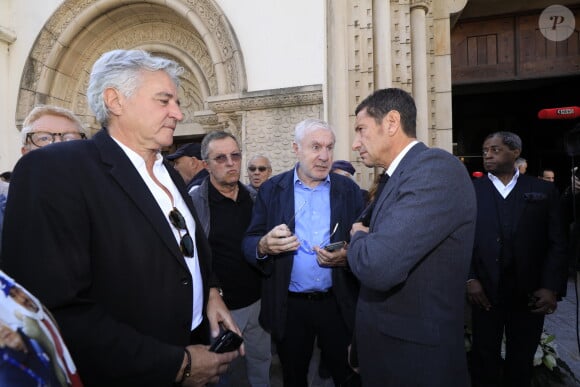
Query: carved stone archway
[{"left": 16, "top": 0, "right": 246, "bottom": 134}]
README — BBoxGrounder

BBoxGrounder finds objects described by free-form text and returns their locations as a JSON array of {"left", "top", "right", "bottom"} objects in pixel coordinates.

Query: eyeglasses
[
  {"left": 300, "top": 222, "right": 339, "bottom": 254},
  {"left": 168, "top": 207, "right": 194, "bottom": 257},
  {"left": 248, "top": 166, "right": 268, "bottom": 172},
  {"left": 26, "top": 131, "right": 86, "bottom": 147},
  {"left": 209, "top": 152, "right": 242, "bottom": 164}
]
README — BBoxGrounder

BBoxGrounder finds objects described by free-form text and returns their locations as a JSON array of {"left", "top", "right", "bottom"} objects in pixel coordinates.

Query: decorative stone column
[
  {"left": 373, "top": 0, "right": 393, "bottom": 89},
  {"left": 410, "top": 1, "right": 430, "bottom": 144},
  {"left": 326, "top": 0, "right": 351, "bottom": 159},
  {"left": 0, "top": 25, "right": 16, "bottom": 168},
  {"left": 432, "top": 0, "right": 468, "bottom": 152}
]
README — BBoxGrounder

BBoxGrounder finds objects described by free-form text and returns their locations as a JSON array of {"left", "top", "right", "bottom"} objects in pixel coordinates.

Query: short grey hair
[
  {"left": 293, "top": 118, "right": 335, "bottom": 149},
  {"left": 485, "top": 131, "right": 522, "bottom": 152},
  {"left": 87, "top": 49, "right": 183, "bottom": 127},
  {"left": 21, "top": 105, "right": 86, "bottom": 145},
  {"left": 247, "top": 155, "right": 271, "bottom": 169},
  {"left": 200, "top": 131, "right": 240, "bottom": 160}
]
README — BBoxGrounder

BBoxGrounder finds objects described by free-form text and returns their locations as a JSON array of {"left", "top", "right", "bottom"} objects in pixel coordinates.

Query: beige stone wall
[{"left": 205, "top": 85, "right": 323, "bottom": 179}]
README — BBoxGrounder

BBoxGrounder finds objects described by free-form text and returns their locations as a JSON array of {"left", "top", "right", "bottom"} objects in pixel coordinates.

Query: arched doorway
[{"left": 15, "top": 0, "right": 246, "bottom": 137}]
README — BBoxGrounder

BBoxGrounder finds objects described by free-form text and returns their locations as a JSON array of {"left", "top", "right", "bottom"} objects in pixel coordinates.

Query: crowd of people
[{"left": 0, "top": 48, "right": 575, "bottom": 387}]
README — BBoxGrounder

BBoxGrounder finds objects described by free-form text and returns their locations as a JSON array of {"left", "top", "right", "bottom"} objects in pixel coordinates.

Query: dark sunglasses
[
  {"left": 248, "top": 166, "right": 268, "bottom": 172},
  {"left": 168, "top": 208, "right": 194, "bottom": 257}
]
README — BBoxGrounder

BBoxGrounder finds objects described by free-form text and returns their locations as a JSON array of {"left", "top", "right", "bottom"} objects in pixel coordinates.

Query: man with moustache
[
  {"left": 243, "top": 118, "right": 363, "bottom": 387},
  {"left": 190, "top": 131, "right": 270, "bottom": 386},
  {"left": 347, "top": 88, "right": 477, "bottom": 386},
  {"left": 2, "top": 49, "right": 240, "bottom": 386},
  {"left": 468, "top": 131, "right": 568, "bottom": 387}
]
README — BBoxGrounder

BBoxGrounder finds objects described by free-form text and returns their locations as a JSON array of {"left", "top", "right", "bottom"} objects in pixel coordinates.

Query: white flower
[{"left": 533, "top": 345, "right": 543, "bottom": 366}]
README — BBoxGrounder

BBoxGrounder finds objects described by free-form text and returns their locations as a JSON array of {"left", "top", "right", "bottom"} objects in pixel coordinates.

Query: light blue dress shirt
[{"left": 289, "top": 168, "right": 333, "bottom": 292}]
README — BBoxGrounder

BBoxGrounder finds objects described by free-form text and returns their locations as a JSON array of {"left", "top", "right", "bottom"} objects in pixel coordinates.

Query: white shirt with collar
[
  {"left": 488, "top": 168, "right": 520, "bottom": 199},
  {"left": 386, "top": 140, "right": 419, "bottom": 177},
  {"left": 112, "top": 138, "right": 203, "bottom": 330}
]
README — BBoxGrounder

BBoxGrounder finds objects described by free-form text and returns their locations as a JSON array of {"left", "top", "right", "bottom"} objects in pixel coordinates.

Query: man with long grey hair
[{"left": 2, "top": 49, "right": 241, "bottom": 386}]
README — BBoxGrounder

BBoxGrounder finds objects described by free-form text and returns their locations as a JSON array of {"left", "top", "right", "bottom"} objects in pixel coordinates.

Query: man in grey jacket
[{"left": 190, "top": 131, "right": 270, "bottom": 386}]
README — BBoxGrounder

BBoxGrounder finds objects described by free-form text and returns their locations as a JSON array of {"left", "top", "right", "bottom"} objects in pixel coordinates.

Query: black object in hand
[
  {"left": 324, "top": 241, "right": 346, "bottom": 252},
  {"left": 209, "top": 329, "right": 243, "bottom": 353}
]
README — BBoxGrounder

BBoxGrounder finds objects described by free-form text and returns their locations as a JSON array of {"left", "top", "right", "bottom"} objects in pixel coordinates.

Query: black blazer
[
  {"left": 1, "top": 129, "right": 215, "bottom": 386},
  {"left": 242, "top": 169, "right": 364, "bottom": 341},
  {"left": 470, "top": 174, "right": 568, "bottom": 303}
]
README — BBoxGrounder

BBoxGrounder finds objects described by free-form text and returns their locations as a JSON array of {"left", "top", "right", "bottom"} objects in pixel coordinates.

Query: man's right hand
[
  {"left": 257, "top": 224, "right": 300, "bottom": 256},
  {"left": 178, "top": 345, "right": 238, "bottom": 387},
  {"left": 466, "top": 279, "right": 491, "bottom": 311}
]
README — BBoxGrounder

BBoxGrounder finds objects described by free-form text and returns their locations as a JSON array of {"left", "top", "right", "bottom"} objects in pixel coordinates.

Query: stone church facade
[{"left": 0, "top": 0, "right": 468, "bottom": 188}]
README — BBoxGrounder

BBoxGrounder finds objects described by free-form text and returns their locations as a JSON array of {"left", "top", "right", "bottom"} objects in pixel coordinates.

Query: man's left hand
[{"left": 314, "top": 245, "right": 348, "bottom": 267}]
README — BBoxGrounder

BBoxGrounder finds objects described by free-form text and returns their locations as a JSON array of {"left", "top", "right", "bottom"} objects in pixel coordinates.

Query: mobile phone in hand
[
  {"left": 324, "top": 241, "right": 346, "bottom": 252},
  {"left": 209, "top": 329, "right": 243, "bottom": 353}
]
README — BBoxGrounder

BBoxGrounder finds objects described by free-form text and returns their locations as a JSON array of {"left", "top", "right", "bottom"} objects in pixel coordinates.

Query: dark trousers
[
  {"left": 275, "top": 292, "right": 358, "bottom": 387},
  {"left": 470, "top": 304, "right": 544, "bottom": 387}
]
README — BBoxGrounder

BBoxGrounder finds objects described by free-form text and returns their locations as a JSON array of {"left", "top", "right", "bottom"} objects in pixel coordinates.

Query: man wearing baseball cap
[
  {"left": 166, "top": 142, "right": 208, "bottom": 192},
  {"left": 331, "top": 160, "right": 356, "bottom": 178}
]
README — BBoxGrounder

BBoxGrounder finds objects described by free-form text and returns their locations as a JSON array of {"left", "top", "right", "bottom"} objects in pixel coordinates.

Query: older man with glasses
[
  {"left": 2, "top": 49, "right": 241, "bottom": 387},
  {"left": 0, "top": 105, "right": 87, "bottom": 257},
  {"left": 20, "top": 105, "right": 87, "bottom": 155},
  {"left": 190, "top": 131, "right": 271, "bottom": 387},
  {"left": 246, "top": 155, "right": 272, "bottom": 193}
]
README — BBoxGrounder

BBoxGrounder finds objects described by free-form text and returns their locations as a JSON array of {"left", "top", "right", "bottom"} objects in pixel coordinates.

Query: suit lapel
[
  {"left": 370, "top": 142, "right": 426, "bottom": 228},
  {"left": 278, "top": 172, "right": 297, "bottom": 232},
  {"left": 92, "top": 130, "right": 185, "bottom": 265},
  {"left": 329, "top": 175, "right": 343, "bottom": 238},
  {"left": 510, "top": 174, "right": 531, "bottom": 231},
  {"left": 276, "top": 172, "right": 296, "bottom": 271},
  {"left": 480, "top": 177, "right": 501, "bottom": 231}
]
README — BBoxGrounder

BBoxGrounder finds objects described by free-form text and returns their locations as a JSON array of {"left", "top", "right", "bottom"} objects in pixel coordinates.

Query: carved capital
[
  {"left": 410, "top": 0, "right": 430, "bottom": 13},
  {"left": 206, "top": 85, "right": 323, "bottom": 114}
]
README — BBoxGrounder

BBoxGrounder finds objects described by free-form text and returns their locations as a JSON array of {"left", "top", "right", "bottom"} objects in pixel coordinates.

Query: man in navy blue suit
[
  {"left": 243, "top": 118, "right": 363, "bottom": 387},
  {"left": 348, "top": 88, "right": 477, "bottom": 386},
  {"left": 468, "top": 131, "right": 568, "bottom": 387}
]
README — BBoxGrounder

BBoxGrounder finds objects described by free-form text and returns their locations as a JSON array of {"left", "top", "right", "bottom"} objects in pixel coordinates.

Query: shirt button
[{"left": 181, "top": 278, "right": 190, "bottom": 285}]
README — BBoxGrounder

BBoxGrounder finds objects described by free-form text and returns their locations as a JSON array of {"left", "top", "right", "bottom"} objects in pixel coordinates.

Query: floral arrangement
[
  {"left": 465, "top": 327, "right": 579, "bottom": 386},
  {"left": 530, "top": 331, "right": 580, "bottom": 387}
]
